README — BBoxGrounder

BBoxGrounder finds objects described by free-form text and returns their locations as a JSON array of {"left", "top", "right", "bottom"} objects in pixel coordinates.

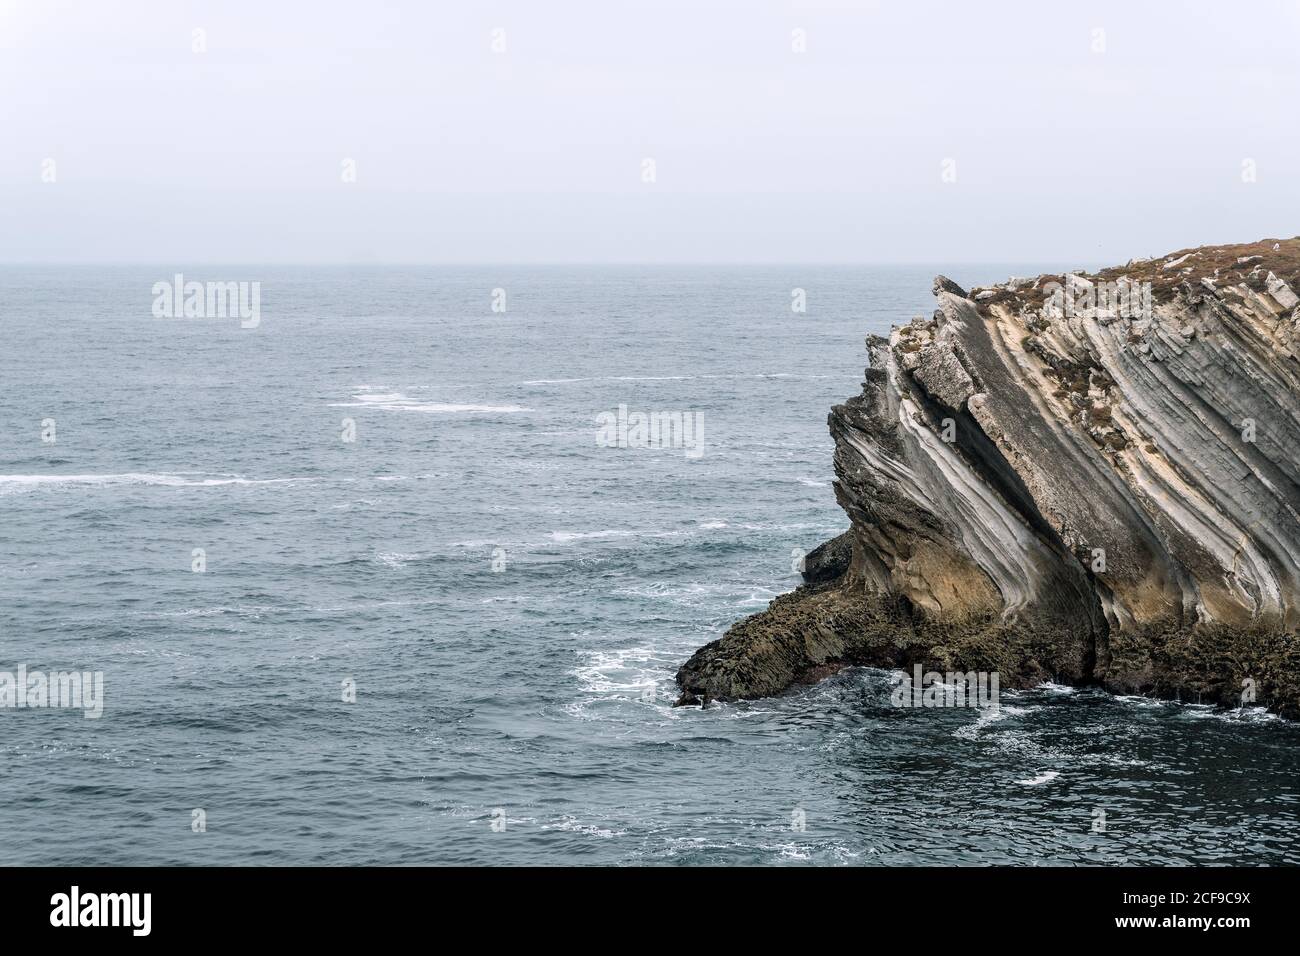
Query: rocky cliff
[{"left": 678, "top": 238, "right": 1300, "bottom": 716}]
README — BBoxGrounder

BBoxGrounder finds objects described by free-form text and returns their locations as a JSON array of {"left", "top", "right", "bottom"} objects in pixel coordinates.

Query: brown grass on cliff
[{"left": 972, "top": 236, "right": 1300, "bottom": 313}]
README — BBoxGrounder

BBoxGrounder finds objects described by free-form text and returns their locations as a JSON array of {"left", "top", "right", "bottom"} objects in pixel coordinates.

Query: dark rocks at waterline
[{"left": 799, "top": 530, "right": 853, "bottom": 585}]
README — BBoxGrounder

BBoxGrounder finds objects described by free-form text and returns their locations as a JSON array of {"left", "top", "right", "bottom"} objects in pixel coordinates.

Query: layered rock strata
[{"left": 678, "top": 238, "right": 1300, "bottom": 716}]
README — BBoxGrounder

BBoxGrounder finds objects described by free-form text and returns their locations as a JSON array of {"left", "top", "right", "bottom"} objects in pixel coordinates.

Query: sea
[{"left": 1, "top": 264, "right": 1297, "bottom": 865}]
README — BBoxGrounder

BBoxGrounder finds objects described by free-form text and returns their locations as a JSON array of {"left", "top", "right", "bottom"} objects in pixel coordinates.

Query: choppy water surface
[{"left": 2, "top": 265, "right": 1297, "bottom": 865}]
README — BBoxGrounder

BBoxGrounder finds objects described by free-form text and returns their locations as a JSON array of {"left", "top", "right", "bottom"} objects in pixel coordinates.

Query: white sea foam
[
  {"left": 331, "top": 399, "right": 529, "bottom": 413},
  {"left": 538, "top": 520, "right": 835, "bottom": 543},
  {"left": 516, "top": 373, "right": 837, "bottom": 386},
  {"left": 0, "top": 472, "right": 313, "bottom": 492},
  {"left": 1114, "top": 694, "right": 1171, "bottom": 709},
  {"left": 565, "top": 643, "right": 700, "bottom": 722},
  {"left": 349, "top": 391, "right": 406, "bottom": 402},
  {"left": 609, "top": 375, "right": 689, "bottom": 381},
  {"left": 657, "top": 835, "right": 859, "bottom": 863},
  {"left": 550, "top": 529, "right": 640, "bottom": 543},
  {"left": 520, "top": 375, "right": 690, "bottom": 384},
  {"left": 1016, "top": 770, "right": 1060, "bottom": 786},
  {"left": 132, "top": 604, "right": 277, "bottom": 619},
  {"left": 1172, "top": 704, "right": 1281, "bottom": 724},
  {"left": 1037, "top": 682, "right": 1077, "bottom": 695},
  {"left": 448, "top": 538, "right": 505, "bottom": 548},
  {"left": 737, "top": 587, "right": 782, "bottom": 605},
  {"left": 1111, "top": 695, "right": 1280, "bottom": 722},
  {"left": 612, "top": 581, "right": 741, "bottom": 606},
  {"left": 548, "top": 528, "right": 693, "bottom": 543},
  {"left": 954, "top": 704, "right": 1031, "bottom": 740},
  {"left": 571, "top": 644, "right": 668, "bottom": 696},
  {"left": 330, "top": 389, "right": 529, "bottom": 413},
  {"left": 566, "top": 641, "right": 788, "bottom": 723},
  {"left": 541, "top": 816, "right": 626, "bottom": 839}
]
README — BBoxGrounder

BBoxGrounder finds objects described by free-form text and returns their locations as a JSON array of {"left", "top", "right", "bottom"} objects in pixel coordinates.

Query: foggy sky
[{"left": 2, "top": 0, "right": 1298, "bottom": 264}]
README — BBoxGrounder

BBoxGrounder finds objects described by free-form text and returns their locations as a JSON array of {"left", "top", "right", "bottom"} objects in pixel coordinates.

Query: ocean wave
[
  {"left": 129, "top": 604, "right": 279, "bottom": 619},
  {"left": 564, "top": 643, "right": 700, "bottom": 722},
  {"left": 656, "top": 835, "right": 861, "bottom": 864},
  {"left": 737, "top": 586, "right": 783, "bottom": 606},
  {"left": 954, "top": 704, "right": 1032, "bottom": 740},
  {"left": 1171, "top": 704, "right": 1282, "bottom": 724},
  {"left": 330, "top": 390, "right": 529, "bottom": 413},
  {"left": 1111, "top": 695, "right": 1282, "bottom": 722},
  {"left": 1015, "top": 770, "right": 1060, "bottom": 786},
  {"left": 0, "top": 472, "right": 314, "bottom": 492},
  {"left": 369, "top": 473, "right": 448, "bottom": 482},
  {"left": 374, "top": 551, "right": 422, "bottom": 569},
  {"left": 1036, "top": 682, "right": 1077, "bottom": 695},
  {"left": 571, "top": 644, "right": 669, "bottom": 697},
  {"left": 548, "top": 528, "right": 696, "bottom": 544},
  {"left": 451, "top": 522, "right": 730, "bottom": 551},
  {"left": 734, "top": 521, "right": 845, "bottom": 534},
  {"left": 611, "top": 581, "right": 741, "bottom": 605},
  {"left": 516, "top": 373, "right": 838, "bottom": 386},
  {"left": 1114, "top": 694, "right": 1172, "bottom": 709},
  {"left": 541, "top": 816, "right": 626, "bottom": 839},
  {"left": 544, "top": 523, "right": 839, "bottom": 545},
  {"left": 330, "top": 401, "right": 530, "bottom": 413},
  {"left": 550, "top": 529, "right": 640, "bottom": 543}
]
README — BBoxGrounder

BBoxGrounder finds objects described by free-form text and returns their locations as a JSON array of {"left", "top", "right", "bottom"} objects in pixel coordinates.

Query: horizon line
[{"left": 0, "top": 259, "right": 1092, "bottom": 268}]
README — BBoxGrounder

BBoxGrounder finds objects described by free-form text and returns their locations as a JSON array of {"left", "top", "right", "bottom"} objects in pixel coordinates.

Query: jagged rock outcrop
[{"left": 679, "top": 238, "right": 1300, "bottom": 716}]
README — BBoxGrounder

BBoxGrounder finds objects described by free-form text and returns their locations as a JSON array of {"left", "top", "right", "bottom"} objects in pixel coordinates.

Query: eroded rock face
[{"left": 678, "top": 238, "right": 1300, "bottom": 715}]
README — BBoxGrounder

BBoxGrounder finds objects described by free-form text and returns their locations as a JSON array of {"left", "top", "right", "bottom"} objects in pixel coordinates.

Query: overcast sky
[{"left": 2, "top": 0, "right": 1298, "bottom": 264}]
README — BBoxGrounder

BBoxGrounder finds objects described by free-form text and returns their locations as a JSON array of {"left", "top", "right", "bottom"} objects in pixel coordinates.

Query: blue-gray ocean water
[{"left": 2, "top": 265, "right": 1297, "bottom": 865}]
